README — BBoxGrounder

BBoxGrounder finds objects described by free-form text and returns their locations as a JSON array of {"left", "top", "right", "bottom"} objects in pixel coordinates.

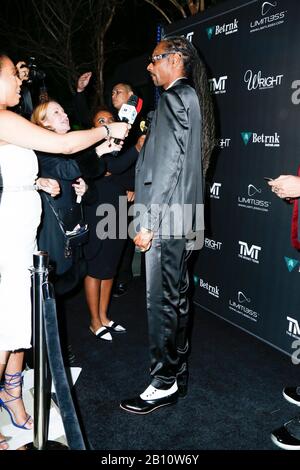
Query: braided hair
[{"left": 162, "top": 36, "right": 216, "bottom": 175}]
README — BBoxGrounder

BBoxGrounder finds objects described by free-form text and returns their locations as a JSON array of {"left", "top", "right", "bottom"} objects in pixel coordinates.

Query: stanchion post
[{"left": 30, "top": 251, "right": 51, "bottom": 450}]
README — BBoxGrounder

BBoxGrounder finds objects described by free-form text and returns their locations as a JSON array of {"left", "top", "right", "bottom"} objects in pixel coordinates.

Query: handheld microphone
[{"left": 112, "top": 94, "right": 143, "bottom": 148}]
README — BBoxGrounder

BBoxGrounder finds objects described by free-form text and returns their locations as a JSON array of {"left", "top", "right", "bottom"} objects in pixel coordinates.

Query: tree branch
[
  {"left": 168, "top": 0, "right": 187, "bottom": 18},
  {"left": 144, "top": 0, "right": 172, "bottom": 23}
]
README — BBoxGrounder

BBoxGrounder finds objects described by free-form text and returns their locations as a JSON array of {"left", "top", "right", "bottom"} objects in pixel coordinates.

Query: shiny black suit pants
[{"left": 145, "top": 237, "right": 191, "bottom": 387}]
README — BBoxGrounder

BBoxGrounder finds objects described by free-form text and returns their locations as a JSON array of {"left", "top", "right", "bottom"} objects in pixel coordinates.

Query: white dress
[{"left": 0, "top": 144, "right": 41, "bottom": 351}]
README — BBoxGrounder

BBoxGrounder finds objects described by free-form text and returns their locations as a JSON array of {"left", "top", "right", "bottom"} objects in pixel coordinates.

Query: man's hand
[
  {"left": 134, "top": 227, "right": 154, "bottom": 252},
  {"left": 77, "top": 72, "right": 92, "bottom": 93},
  {"left": 135, "top": 135, "right": 146, "bottom": 153},
  {"left": 36, "top": 178, "right": 60, "bottom": 197},
  {"left": 269, "top": 175, "right": 300, "bottom": 199},
  {"left": 126, "top": 190, "right": 135, "bottom": 202}
]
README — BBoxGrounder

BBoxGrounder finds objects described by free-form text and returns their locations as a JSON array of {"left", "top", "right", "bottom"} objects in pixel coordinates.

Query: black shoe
[
  {"left": 271, "top": 425, "right": 300, "bottom": 450},
  {"left": 283, "top": 387, "right": 300, "bottom": 406},
  {"left": 112, "top": 282, "right": 128, "bottom": 298},
  {"left": 120, "top": 392, "right": 178, "bottom": 415}
]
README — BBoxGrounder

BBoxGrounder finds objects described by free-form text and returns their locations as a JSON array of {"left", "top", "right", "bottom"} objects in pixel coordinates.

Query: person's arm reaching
[{"left": 0, "top": 110, "right": 128, "bottom": 154}]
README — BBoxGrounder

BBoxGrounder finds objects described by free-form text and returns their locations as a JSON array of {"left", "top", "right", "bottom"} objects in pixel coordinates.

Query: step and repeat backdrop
[{"left": 166, "top": 0, "right": 300, "bottom": 355}]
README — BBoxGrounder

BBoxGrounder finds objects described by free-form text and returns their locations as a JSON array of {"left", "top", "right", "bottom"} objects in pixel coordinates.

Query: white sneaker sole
[
  {"left": 271, "top": 432, "right": 300, "bottom": 450},
  {"left": 283, "top": 390, "right": 300, "bottom": 406}
]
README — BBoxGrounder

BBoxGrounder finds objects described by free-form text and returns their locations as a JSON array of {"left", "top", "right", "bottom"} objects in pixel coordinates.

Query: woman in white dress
[{"left": 0, "top": 53, "right": 128, "bottom": 450}]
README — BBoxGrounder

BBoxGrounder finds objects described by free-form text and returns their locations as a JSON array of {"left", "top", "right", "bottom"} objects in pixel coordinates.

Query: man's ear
[{"left": 172, "top": 53, "right": 182, "bottom": 68}]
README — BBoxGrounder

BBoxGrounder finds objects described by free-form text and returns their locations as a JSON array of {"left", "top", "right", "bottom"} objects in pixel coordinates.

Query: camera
[{"left": 26, "top": 57, "right": 46, "bottom": 84}]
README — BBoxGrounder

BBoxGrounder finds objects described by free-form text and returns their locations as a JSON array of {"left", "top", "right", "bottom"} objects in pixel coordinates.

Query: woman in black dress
[{"left": 83, "top": 109, "right": 144, "bottom": 341}]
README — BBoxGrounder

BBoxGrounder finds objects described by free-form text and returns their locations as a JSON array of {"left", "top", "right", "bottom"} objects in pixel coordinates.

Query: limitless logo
[
  {"left": 209, "top": 76, "right": 227, "bottom": 94},
  {"left": 210, "top": 183, "right": 222, "bottom": 199},
  {"left": 248, "top": 184, "right": 262, "bottom": 197},
  {"left": 250, "top": 1, "right": 286, "bottom": 33},
  {"left": 244, "top": 69, "right": 283, "bottom": 91},
  {"left": 262, "top": 1, "right": 277, "bottom": 16},
  {"left": 205, "top": 238, "right": 222, "bottom": 251},
  {"left": 206, "top": 19, "right": 238, "bottom": 39},
  {"left": 199, "top": 278, "right": 220, "bottom": 298},
  {"left": 241, "top": 131, "right": 280, "bottom": 147},
  {"left": 238, "top": 241, "right": 261, "bottom": 263},
  {"left": 284, "top": 257, "right": 299, "bottom": 273},
  {"left": 287, "top": 316, "right": 300, "bottom": 337},
  {"left": 229, "top": 291, "right": 259, "bottom": 322},
  {"left": 238, "top": 184, "right": 270, "bottom": 212},
  {"left": 238, "top": 291, "right": 251, "bottom": 303}
]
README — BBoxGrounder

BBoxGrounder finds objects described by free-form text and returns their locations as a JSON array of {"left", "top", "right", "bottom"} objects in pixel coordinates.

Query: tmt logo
[
  {"left": 209, "top": 76, "right": 227, "bottom": 94},
  {"left": 186, "top": 32, "right": 194, "bottom": 42},
  {"left": 238, "top": 241, "right": 261, "bottom": 263},
  {"left": 218, "top": 138, "right": 231, "bottom": 148},
  {"left": 210, "top": 183, "right": 222, "bottom": 199},
  {"left": 287, "top": 316, "right": 300, "bottom": 337}
]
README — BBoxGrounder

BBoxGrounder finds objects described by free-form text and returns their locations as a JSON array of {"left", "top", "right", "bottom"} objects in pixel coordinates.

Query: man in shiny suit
[{"left": 120, "top": 36, "right": 215, "bottom": 414}]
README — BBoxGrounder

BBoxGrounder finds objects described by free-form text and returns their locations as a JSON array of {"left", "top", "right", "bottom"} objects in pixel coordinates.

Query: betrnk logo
[
  {"left": 206, "top": 19, "right": 238, "bottom": 39},
  {"left": 238, "top": 291, "right": 250, "bottom": 303},
  {"left": 210, "top": 182, "right": 222, "bottom": 199},
  {"left": 284, "top": 257, "right": 299, "bottom": 273},
  {"left": 287, "top": 316, "right": 300, "bottom": 336},
  {"left": 239, "top": 241, "right": 261, "bottom": 263},
  {"left": 241, "top": 132, "right": 252, "bottom": 145},
  {"left": 248, "top": 184, "right": 262, "bottom": 197},
  {"left": 209, "top": 76, "right": 227, "bottom": 94},
  {"left": 262, "top": 1, "right": 277, "bottom": 16},
  {"left": 241, "top": 131, "right": 280, "bottom": 147},
  {"left": 199, "top": 278, "right": 220, "bottom": 298},
  {"left": 206, "top": 26, "right": 215, "bottom": 40}
]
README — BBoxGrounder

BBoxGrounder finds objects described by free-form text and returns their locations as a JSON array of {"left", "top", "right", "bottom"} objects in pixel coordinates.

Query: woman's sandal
[{"left": 0, "top": 372, "right": 32, "bottom": 430}]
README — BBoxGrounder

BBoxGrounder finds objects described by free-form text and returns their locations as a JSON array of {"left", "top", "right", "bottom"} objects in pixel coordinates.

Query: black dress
[{"left": 83, "top": 146, "right": 138, "bottom": 279}]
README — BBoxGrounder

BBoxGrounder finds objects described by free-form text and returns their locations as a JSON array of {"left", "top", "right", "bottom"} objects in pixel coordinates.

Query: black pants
[{"left": 145, "top": 237, "right": 191, "bottom": 388}]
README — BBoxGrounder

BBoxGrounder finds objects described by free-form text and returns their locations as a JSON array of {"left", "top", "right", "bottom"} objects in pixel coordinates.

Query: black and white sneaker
[
  {"left": 283, "top": 387, "right": 300, "bottom": 406},
  {"left": 271, "top": 416, "right": 300, "bottom": 450},
  {"left": 271, "top": 426, "right": 300, "bottom": 450}
]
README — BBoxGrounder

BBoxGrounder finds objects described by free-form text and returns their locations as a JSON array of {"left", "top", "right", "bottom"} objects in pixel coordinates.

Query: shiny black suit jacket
[{"left": 135, "top": 79, "right": 204, "bottom": 244}]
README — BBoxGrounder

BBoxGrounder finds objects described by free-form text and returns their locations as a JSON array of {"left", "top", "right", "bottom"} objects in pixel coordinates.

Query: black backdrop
[{"left": 166, "top": 0, "right": 300, "bottom": 356}]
